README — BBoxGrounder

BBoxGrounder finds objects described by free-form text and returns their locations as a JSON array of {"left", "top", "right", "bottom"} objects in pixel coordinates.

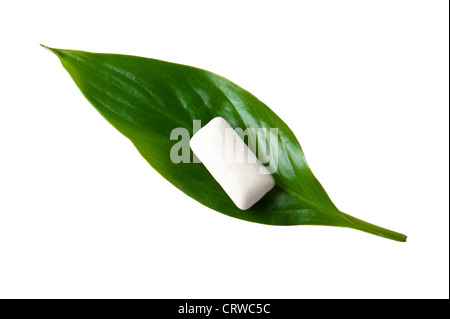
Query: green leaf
[{"left": 43, "top": 45, "right": 406, "bottom": 241}]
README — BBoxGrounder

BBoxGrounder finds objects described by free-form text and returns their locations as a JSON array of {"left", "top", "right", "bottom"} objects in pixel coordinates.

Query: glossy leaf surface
[{"left": 44, "top": 46, "right": 406, "bottom": 241}]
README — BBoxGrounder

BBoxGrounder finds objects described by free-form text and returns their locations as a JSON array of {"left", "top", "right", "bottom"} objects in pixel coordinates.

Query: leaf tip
[
  {"left": 40, "top": 44, "right": 52, "bottom": 51},
  {"left": 40, "top": 44, "right": 60, "bottom": 57}
]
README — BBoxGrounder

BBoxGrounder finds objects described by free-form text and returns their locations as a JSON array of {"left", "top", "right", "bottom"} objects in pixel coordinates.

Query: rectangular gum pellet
[{"left": 189, "top": 117, "right": 275, "bottom": 210}]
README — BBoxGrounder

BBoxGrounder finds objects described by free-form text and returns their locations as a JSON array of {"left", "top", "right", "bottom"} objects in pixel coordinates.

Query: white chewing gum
[{"left": 189, "top": 117, "right": 275, "bottom": 210}]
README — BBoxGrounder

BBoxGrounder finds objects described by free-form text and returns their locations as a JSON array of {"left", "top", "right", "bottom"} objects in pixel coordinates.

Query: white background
[{"left": 0, "top": 1, "right": 448, "bottom": 299}]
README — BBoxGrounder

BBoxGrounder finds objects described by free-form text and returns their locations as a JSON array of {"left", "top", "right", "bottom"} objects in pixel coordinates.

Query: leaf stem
[
  {"left": 339, "top": 211, "right": 407, "bottom": 242},
  {"left": 280, "top": 185, "right": 406, "bottom": 241}
]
